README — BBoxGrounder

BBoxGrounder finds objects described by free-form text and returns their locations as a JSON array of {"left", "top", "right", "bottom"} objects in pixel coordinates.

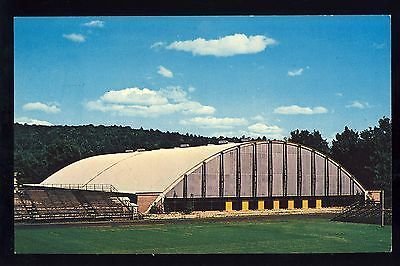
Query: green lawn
[{"left": 15, "top": 217, "right": 391, "bottom": 254}]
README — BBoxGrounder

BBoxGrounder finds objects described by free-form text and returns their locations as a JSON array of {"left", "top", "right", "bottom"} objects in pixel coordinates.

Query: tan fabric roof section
[{"left": 40, "top": 143, "right": 239, "bottom": 194}]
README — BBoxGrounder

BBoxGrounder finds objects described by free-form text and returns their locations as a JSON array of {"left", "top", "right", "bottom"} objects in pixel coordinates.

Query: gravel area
[
  {"left": 15, "top": 207, "right": 344, "bottom": 228},
  {"left": 144, "top": 207, "right": 344, "bottom": 220}
]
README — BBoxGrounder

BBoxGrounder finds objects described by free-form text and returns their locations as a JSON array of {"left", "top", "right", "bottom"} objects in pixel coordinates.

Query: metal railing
[{"left": 42, "top": 183, "right": 118, "bottom": 193}]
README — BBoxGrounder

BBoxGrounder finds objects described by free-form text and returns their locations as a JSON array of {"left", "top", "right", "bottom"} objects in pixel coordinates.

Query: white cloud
[
  {"left": 179, "top": 101, "right": 216, "bottom": 115},
  {"left": 62, "top": 33, "right": 86, "bottom": 43},
  {"left": 180, "top": 116, "right": 248, "bottom": 129},
  {"left": 15, "top": 117, "right": 53, "bottom": 126},
  {"left": 86, "top": 86, "right": 215, "bottom": 117},
  {"left": 160, "top": 87, "right": 215, "bottom": 115},
  {"left": 372, "top": 42, "right": 385, "bottom": 49},
  {"left": 273, "top": 105, "right": 328, "bottom": 115},
  {"left": 248, "top": 123, "right": 283, "bottom": 135},
  {"left": 160, "top": 86, "right": 187, "bottom": 102},
  {"left": 83, "top": 20, "right": 105, "bottom": 28},
  {"left": 288, "top": 68, "right": 304, "bottom": 77},
  {"left": 345, "top": 100, "right": 370, "bottom": 109},
  {"left": 87, "top": 101, "right": 176, "bottom": 117},
  {"left": 157, "top": 65, "right": 174, "bottom": 78},
  {"left": 251, "top": 115, "right": 265, "bottom": 122},
  {"left": 166, "top": 33, "right": 277, "bottom": 57},
  {"left": 247, "top": 123, "right": 284, "bottom": 139},
  {"left": 335, "top": 92, "right": 343, "bottom": 97},
  {"left": 23, "top": 102, "right": 61, "bottom": 114},
  {"left": 150, "top": 41, "right": 165, "bottom": 49},
  {"left": 101, "top": 88, "right": 168, "bottom": 105},
  {"left": 188, "top": 86, "right": 196, "bottom": 93}
]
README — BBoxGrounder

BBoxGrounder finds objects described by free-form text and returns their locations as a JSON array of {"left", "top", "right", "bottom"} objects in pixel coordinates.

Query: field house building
[{"left": 25, "top": 140, "right": 367, "bottom": 217}]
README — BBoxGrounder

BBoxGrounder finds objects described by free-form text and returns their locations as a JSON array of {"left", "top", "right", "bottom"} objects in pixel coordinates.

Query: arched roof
[
  {"left": 41, "top": 140, "right": 366, "bottom": 202},
  {"left": 41, "top": 143, "right": 239, "bottom": 194}
]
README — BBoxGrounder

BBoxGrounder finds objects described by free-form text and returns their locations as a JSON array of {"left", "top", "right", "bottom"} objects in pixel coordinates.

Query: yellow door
[
  {"left": 288, "top": 200, "right": 294, "bottom": 209},
  {"left": 273, "top": 200, "right": 280, "bottom": 210},
  {"left": 302, "top": 199, "right": 308, "bottom": 209},
  {"left": 242, "top": 200, "right": 249, "bottom": 211},
  {"left": 316, "top": 199, "right": 322, "bottom": 209},
  {"left": 225, "top": 201, "right": 233, "bottom": 211},
  {"left": 258, "top": 200, "right": 264, "bottom": 210}
]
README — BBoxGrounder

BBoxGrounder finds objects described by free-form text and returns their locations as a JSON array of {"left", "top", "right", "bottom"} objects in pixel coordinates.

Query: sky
[{"left": 14, "top": 16, "right": 391, "bottom": 142}]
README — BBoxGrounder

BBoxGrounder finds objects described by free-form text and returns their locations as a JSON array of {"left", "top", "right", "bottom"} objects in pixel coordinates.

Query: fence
[{"left": 41, "top": 183, "right": 118, "bottom": 193}]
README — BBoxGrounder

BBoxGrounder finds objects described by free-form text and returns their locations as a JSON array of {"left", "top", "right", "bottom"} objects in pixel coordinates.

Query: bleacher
[
  {"left": 331, "top": 195, "right": 391, "bottom": 225},
  {"left": 14, "top": 186, "right": 137, "bottom": 223},
  {"left": 14, "top": 192, "right": 31, "bottom": 221}
]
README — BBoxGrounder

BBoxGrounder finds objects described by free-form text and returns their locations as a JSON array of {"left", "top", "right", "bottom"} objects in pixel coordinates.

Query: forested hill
[{"left": 14, "top": 124, "right": 241, "bottom": 184}]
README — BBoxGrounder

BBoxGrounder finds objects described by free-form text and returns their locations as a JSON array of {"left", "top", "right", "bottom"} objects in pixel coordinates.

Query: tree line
[
  {"left": 14, "top": 124, "right": 240, "bottom": 184},
  {"left": 288, "top": 117, "right": 391, "bottom": 206},
  {"left": 14, "top": 117, "right": 391, "bottom": 205}
]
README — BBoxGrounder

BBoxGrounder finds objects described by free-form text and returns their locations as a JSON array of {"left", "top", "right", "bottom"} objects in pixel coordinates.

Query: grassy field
[{"left": 15, "top": 217, "right": 391, "bottom": 254}]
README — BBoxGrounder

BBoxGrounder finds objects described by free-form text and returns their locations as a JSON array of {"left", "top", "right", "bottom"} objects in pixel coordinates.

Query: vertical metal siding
[
  {"left": 219, "top": 153, "right": 224, "bottom": 197},
  {"left": 341, "top": 171, "right": 351, "bottom": 195},
  {"left": 286, "top": 145, "right": 297, "bottom": 196},
  {"left": 187, "top": 167, "right": 202, "bottom": 198},
  {"left": 223, "top": 150, "right": 236, "bottom": 197},
  {"left": 240, "top": 145, "right": 252, "bottom": 197},
  {"left": 296, "top": 145, "right": 302, "bottom": 196},
  {"left": 252, "top": 143, "right": 258, "bottom": 197},
  {"left": 257, "top": 143, "right": 268, "bottom": 196},
  {"left": 268, "top": 141, "right": 273, "bottom": 196},
  {"left": 324, "top": 157, "right": 329, "bottom": 196},
  {"left": 315, "top": 154, "right": 325, "bottom": 196},
  {"left": 301, "top": 149, "right": 311, "bottom": 196},
  {"left": 201, "top": 162, "right": 206, "bottom": 197},
  {"left": 328, "top": 161, "right": 338, "bottom": 196},
  {"left": 236, "top": 147, "right": 241, "bottom": 197},
  {"left": 206, "top": 156, "right": 219, "bottom": 197},
  {"left": 282, "top": 142, "right": 288, "bottom": 196},
  {"left": 272, "top": 143, "right": 283, "bottom": 196}
]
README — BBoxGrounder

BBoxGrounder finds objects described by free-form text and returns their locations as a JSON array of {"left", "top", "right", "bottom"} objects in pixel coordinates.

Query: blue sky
[{"left": 14, "top": 16, "right": 390, "bottom": 142}]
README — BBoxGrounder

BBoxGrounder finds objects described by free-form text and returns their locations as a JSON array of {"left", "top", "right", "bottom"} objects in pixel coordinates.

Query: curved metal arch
[{"left": 146, "top": 140, "right": 367, "bottom": 213}]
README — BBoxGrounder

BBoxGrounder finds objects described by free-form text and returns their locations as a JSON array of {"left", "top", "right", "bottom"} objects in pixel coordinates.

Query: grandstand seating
[
  {"left": 14, "top": 192, "right": 31, "bottom": 221},
  {"left": 331, "top": 198, "right": 391, "bottom": 225},
  {"left": 14, "top": 186, "right": 136, "bottom": 223}
]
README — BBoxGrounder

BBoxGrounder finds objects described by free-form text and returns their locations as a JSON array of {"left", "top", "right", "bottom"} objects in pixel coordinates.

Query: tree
[
  {"left": 330, "top": 118, "right": 392, "bottom": 207},
  {"left": 331, "top": 126, "right": 373, "bottom": 188},
  {"left": 288, "top": 129, "right": 329, "bottom": 154},
  {"left": 360, "top": 117, "right": 392, "bottom": 206}
]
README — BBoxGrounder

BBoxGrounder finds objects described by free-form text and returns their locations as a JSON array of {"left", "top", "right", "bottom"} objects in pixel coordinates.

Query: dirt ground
[
  {"left": 145, "top": 207, "right": 343, "bottom": 219},
  {"left": 15, "top": 207, "right": 343, "bottom": 228}
]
